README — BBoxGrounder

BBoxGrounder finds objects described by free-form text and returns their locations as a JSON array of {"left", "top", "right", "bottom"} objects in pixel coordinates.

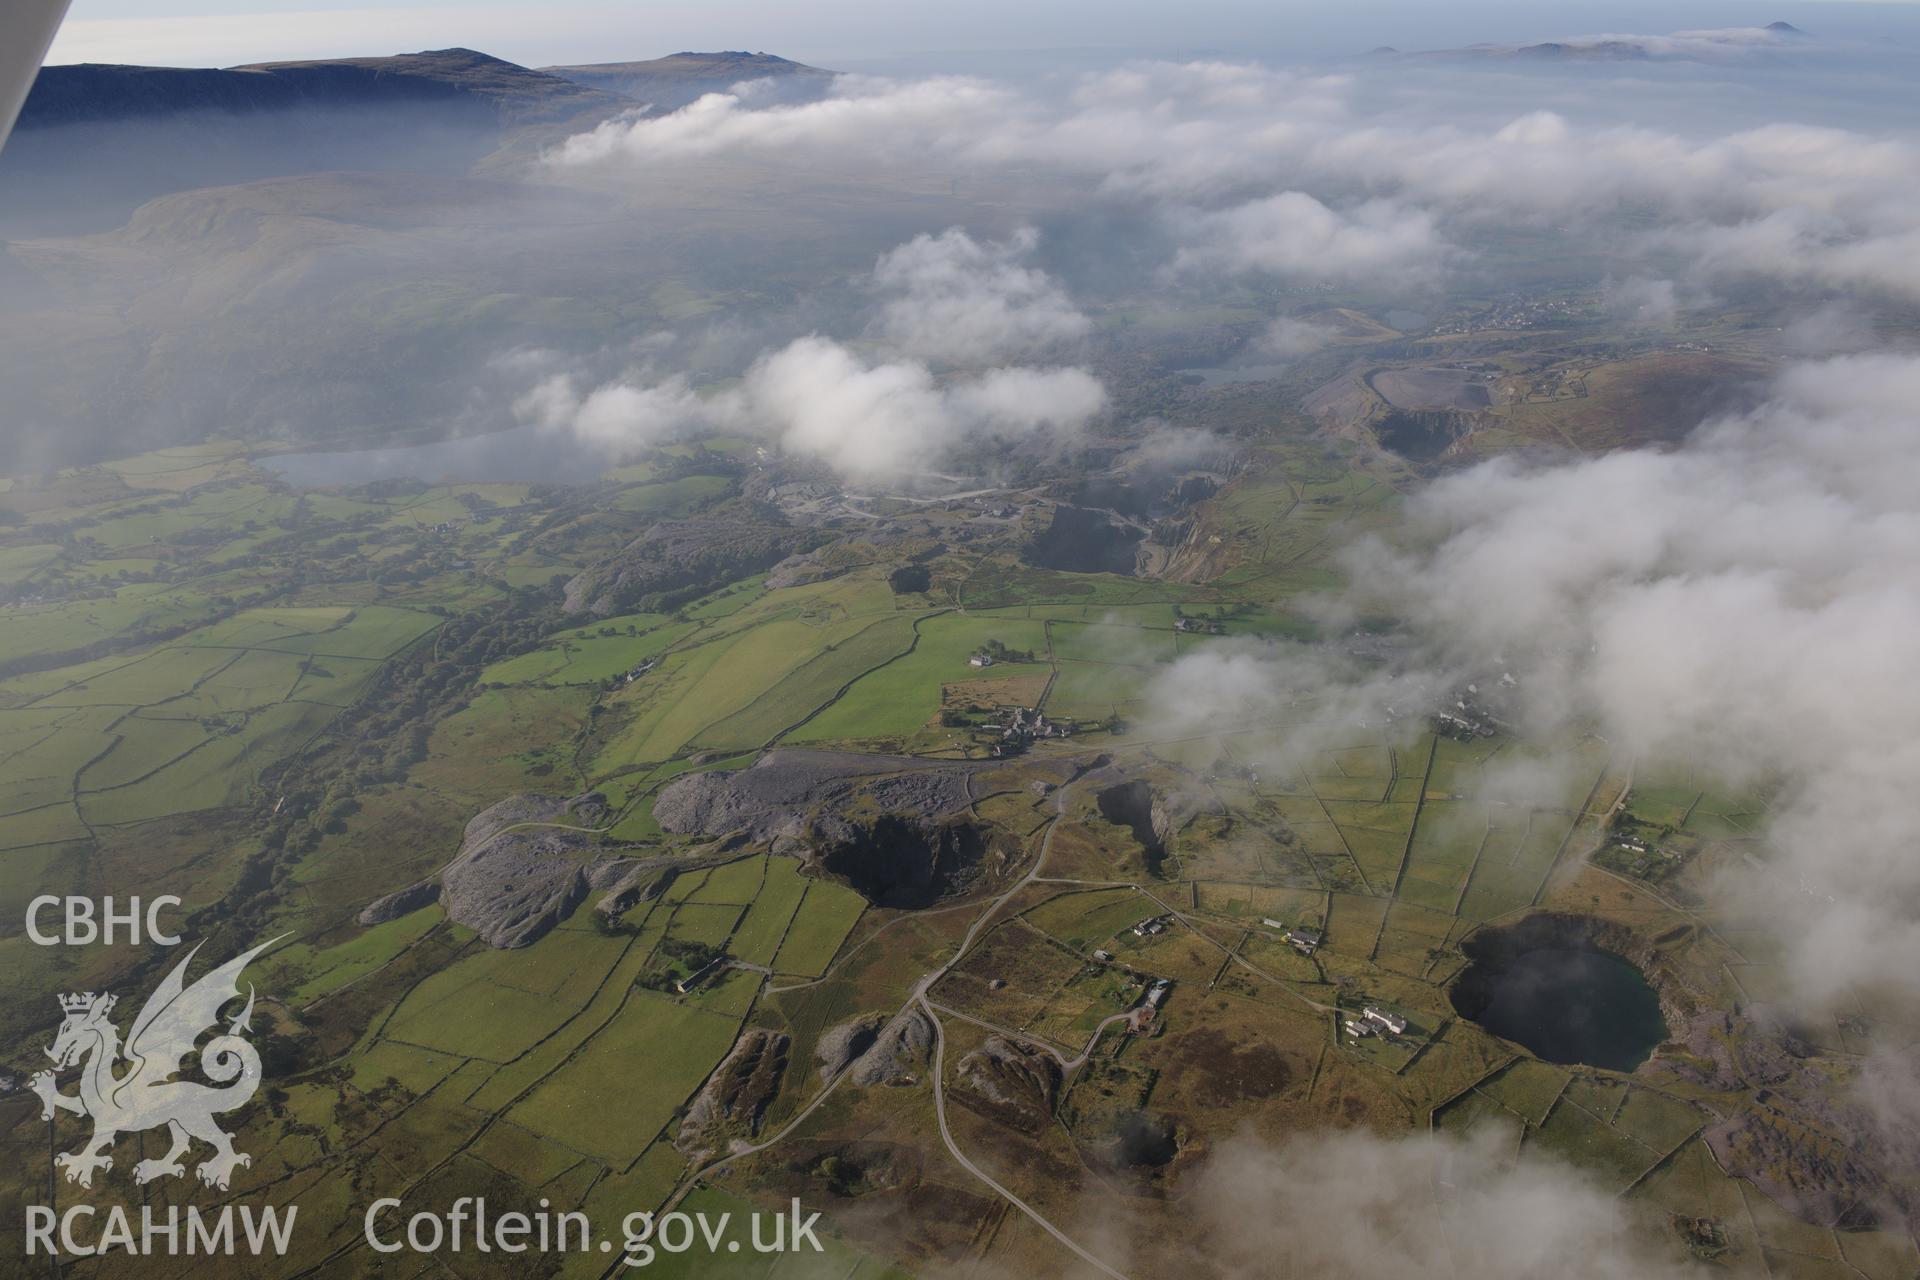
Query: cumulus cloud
[
  {"left": 514, "top": 335, "right": 1104, "bottom": 481},
  {"left": 1187, "top": 1129, "right": 1688, "bottom": 1280},
  {"left": 1169, "top": 194, "right": 1446, "bottom": 285},
  {"left": 743, "top": 335, "right": 1104, "bottom": 479},
  {"left": 1333, "top": 354, "right": 1920, "bottom": 1007},
  {"left": 869, "top": 226, "right": 1089, "bottom": 364},
  {"left": 513, "top": 371, "right": 709, "bottom": 454},
  {"left": 1138, "top": 354, "right": 1920, "bottom": 1009}
]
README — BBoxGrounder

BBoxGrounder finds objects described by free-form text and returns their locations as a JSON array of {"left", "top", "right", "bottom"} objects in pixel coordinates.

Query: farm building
[{"left": 1363, "top": 1006, "right": 1408, "bottom": 1035}]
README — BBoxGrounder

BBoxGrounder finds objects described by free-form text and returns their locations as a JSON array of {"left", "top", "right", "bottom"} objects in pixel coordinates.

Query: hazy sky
[{"left": 44, "top": 0, "right": 1920, "bottom": 71}]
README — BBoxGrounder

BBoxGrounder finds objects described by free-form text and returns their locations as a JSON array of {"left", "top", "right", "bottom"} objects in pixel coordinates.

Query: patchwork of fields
[{"left": 0, "top": 604, "right": 440, "bottom": 844}]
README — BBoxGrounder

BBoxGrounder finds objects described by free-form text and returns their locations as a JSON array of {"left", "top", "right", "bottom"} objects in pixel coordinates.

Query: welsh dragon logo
[{"left": 31, "top": 938, "right": 282, "bottom": 1192}]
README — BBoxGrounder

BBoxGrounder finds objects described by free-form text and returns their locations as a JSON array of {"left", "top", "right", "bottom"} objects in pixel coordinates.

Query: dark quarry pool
[{"left": 1454, "top": 945, "right": 1668, "bottom": 1072}]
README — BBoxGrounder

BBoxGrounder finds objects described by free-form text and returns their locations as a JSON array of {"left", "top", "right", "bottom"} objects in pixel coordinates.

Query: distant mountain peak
[
  {"left": 20, "top": 47, "right": 625, "bottom": 132},
  {"left": 538, "top": 50, "right": 834, "bottom": 109}
]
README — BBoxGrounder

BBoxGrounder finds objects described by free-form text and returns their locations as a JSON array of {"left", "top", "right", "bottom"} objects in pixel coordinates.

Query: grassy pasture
[
  {"left": 383, "top": 934, "right": 621, "bottom": 1062},
  {"left": 75, "top": 713, "right": 209, "bottom": 790},
  {"left": 1023, "top": 887, "right": 1158, "bottom": 952},
  {"left": 0, "top": 801, "right": 89, "bottom": 849},
  {"left": 30, "top": 646, "right": 239, "bottom": 708},
  {"left": 159, "top": 647, "right": 308, "bottom": 715},
  {"left": 81, "top": 699, "right": 336, "bottom": 824},
  {"left": 0, "top": 543, "right": 62, "bottom": 585},
  {"left": 788, "top": 613, "right": 1049, "bottom": 744},
  {"left": 254, "top": 604, "right": 440, "bottom": 657},
  {"left": 275, "top": 909, "right": 446, "bottom": 1001},
  {"left": 667, "top": 902, "right": 745, "bottom": 947},
  {"left": 727, "top": 857, "right": 809, "bottom": 966},
  {"left": 188, "top": 606, "right": 354, "bottom": 648},
  {"left": 593, "top": 607, "right": 885, "bottom": 770},
  {"left": 508, "top": 993, "right": 742, "bottom": 1164},
  {"left": 288, "top": 654, "right": 384, "bottom": 705},
  {"left": 770, "top": 880, "right": 867, "bottom": 977},
  {"left": 480, "top": 616, "right": 693, "bottom": 686},
  {"left": 687, "top": 855, "right": 766, "bottom": 904},
  {"left": 1043, "top": 661, "right": 1153, "bottom": 721},
  {"left": 0, "top": 706, "right": 120, "bottom": 815},
  {"left": 694, "top": 613, "right": 918, "bottom": 751},
  {"left": 1048, "top": 619, "right": 1175, "bottom": 665},
  {"left": 1478, "top": 1059, "right": 1570, "bottom": 1125}
]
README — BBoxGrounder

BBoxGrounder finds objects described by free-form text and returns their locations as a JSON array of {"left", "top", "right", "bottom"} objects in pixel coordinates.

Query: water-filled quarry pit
[{"left": 1449, "top": 913, "right": 1671, "bottom": 1073}]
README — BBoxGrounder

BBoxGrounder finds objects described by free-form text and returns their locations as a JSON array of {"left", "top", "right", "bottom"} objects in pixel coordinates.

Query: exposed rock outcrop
[
  {"left": 953, "top": 1036, "right": 1061, "bottom": 1132},
  {"left": 676, "top": 1029, "right": 790, "bottom": 1160},
  {"left": 357, "top": 879, "right": 440, "bottom": 925},
  {"left": 654, "top": 750, "right": 974, "bottom": 843},
  {"left": 655, "top": 750, "right": 1009, "bottom": 907},
  {"left": 817, "top": 1015, "right": 884, "bottom": 1083},
  {"left": 430, "top": 793, "right": 643, "bottom": 948},
  {"left": 848, "top": 1007, "right": 935, "bottom": 1086}
]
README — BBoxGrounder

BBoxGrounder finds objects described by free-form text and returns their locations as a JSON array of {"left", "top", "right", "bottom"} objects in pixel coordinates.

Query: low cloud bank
[{"left": 550, "top": 56, "right": 1920, "bottom": 299}]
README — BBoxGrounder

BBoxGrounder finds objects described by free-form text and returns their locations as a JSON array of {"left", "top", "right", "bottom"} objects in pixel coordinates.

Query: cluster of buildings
[
  {"left": 1085, "top": 947, "right": 1173, "bottom": 1033},
  {"left": 966, "top": 496, "right": 1017, "bottom": 519},
  {"left": 1264, "top": 921, "right": 1323, "bottom": 955},
  {"left": 1131, "top": 915, "right": 1171, "bottom": 938},
  {"left": 622, "top": 658, "right": 658, "bottom": 684},
  {"left": 1261, "top": 917, "right": 1324, "bottom": 955},
  {"left": 1172, "top": 616, "right": 1222, "bottom": 634},
  {"left": 1611, "top": 828, "right": 1680, "bottom": 864},
  {"left": 1432, "top": 677, "right": 1516, "bottom": 741},
  {"left": 1429, "top": 294, "right": 1577, "bottom": 336},
  {"left": 990, "top": 705, "right": 1073, "bottom": 754},
  {"left": 1344, "top": 1005, "right": 1410, "bottom": 1040}
]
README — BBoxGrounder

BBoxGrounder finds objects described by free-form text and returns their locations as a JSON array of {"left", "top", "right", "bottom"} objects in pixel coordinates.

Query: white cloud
[
  {"left": 869, "top": 227, "right": 1089, "bottom": 364},
  {"left": 515, "top": 335, "right": 1104, "bottom": 481},
  {"left": 551, "top": 74, "right": 1022, "bottom": 167},
  {"left": 513, "top": 371, "right": 710, "bottom": 454},
  {"left": 1189, "top": 1129, "right": 1688, "bottom": 1280},
  {"left": 1169, "top": 193, "right": 1446, "bottom": 285},
  {"left": 1338, "top": 354, "right": 1920, "bottom": 1008},
  {"left": 548, "top": 61, "right": 1920, "bottom": 299},
  {"left": 744, "top": 336, "right": 1103, "bottom": 479}
]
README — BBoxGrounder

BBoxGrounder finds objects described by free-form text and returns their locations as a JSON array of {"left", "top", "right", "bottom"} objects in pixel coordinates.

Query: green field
[
  {"left": 508, "top": 993, "right": 744, "bottom": 1163},
  {"left": 790, "top": 613, "right": 1050, "bottom": 742},
  {"left": 771, "top": 879, "right": 868, "bottom": 976}
]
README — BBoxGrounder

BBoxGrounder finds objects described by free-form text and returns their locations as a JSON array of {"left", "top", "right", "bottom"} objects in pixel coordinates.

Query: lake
[
  {"left": 265, "top": 423, "right": 612, "bottom": 487},
  {"left": 1465, "top": 946, "right": 1667, "bottom": 1072}
]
